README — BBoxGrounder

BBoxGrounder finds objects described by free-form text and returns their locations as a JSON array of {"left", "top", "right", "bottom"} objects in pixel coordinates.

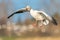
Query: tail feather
[{"left": 52, "top": 17, "right": 58, "bottom": 25}]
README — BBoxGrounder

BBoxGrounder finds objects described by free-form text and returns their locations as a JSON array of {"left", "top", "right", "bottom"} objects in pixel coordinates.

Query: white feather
[{"left": 30, "top": 9, "right": 51, "bottom": 25}]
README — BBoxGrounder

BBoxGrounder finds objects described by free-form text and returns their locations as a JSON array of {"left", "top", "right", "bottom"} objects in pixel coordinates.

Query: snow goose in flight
[{"left": 8, "top": 6, "right": 58, "bottom": 26}]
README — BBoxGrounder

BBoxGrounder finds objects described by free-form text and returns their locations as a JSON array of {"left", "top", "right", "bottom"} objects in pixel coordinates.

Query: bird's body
[
  {"left": 30, "top": 9, "right": 50, "bottom": 25},
  {"left": 30, "top": 9, "right": 44, "bottom": 20}
]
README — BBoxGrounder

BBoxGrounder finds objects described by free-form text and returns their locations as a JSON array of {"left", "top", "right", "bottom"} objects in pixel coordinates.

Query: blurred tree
[
  {"left": 51, "top": 0, "right": 60, "bottom": 12},
  {"left": 16, "top": 17, "right": 22, "bottom": 25},
  {"left": 24, "top": 18, "right": 32, "bottom": 25},
  {"left": 0, "top": 0, "right": 7, "bottom": 36}
]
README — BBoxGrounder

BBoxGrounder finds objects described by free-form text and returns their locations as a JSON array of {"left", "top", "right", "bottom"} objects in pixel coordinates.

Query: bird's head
[{"left": 25, "top": 5, "right": 31, "bottom": 11}]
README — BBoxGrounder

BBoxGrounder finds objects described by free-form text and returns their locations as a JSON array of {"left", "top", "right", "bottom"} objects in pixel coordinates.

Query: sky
[
  {"left": 8, "top": 0, "right": 51, "bottom": 23},
  {"left": 0, "top": 0, "right": 60, "bottom": 23}
]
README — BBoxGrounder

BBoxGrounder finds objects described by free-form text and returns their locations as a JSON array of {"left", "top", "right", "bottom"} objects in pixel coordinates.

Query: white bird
[
  {"left": 27, "top": 6, "right": 58, "bottom": 25},
  {"left": 8, "top": 6, "right": 58, "bottom": 26}
]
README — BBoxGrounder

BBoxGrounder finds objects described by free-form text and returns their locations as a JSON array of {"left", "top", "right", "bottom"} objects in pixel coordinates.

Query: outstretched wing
[
  {"left": 8, "top": 8, "right": 27, "bottom": 19},
  {"left": 38, "top": 11, "right": 58, "bottom": 25}
]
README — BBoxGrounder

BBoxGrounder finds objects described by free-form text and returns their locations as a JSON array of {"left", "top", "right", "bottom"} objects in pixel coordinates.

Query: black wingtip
[
  {"left": 8, "top": 16, "right": 10, "bottom": 19},
  {"left": 52, "top": 17, "right": 58, "bottom": 25},
  {"left": 8, "top": 13, "right": 15, "bottom": 19}
]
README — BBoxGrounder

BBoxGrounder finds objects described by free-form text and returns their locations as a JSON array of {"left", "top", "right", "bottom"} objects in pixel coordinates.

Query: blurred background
[{"left": 0, "top": 0, "right": 60, "bottom": 40}]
